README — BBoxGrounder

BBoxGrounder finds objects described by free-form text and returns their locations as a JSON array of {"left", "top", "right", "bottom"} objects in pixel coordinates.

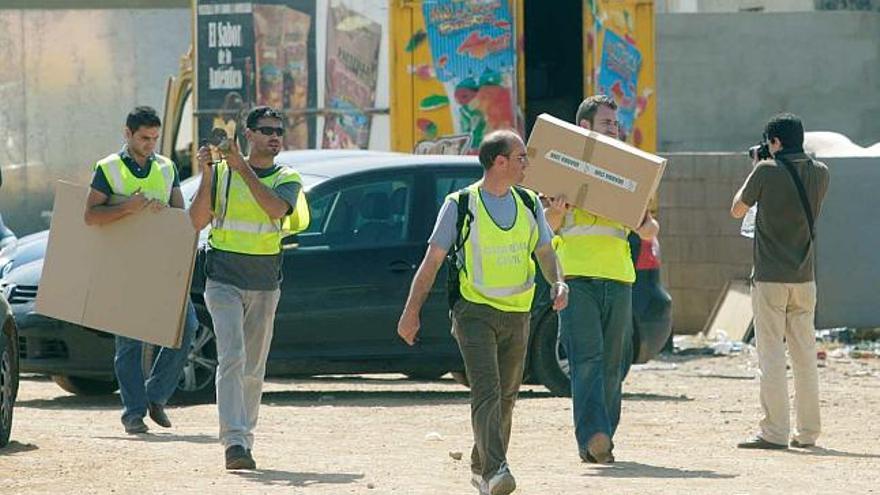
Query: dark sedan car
[{"left": 4, "top": 150, "right": 671, "bottom": 398}]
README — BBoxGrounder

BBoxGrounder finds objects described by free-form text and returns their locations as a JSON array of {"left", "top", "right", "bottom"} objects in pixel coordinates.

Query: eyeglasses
[
  {"left": 251, "top": 126, "right": 285, "bottom": 137},
  {"left": 506, "top": 153, "right": 528, "bottom": 163}
]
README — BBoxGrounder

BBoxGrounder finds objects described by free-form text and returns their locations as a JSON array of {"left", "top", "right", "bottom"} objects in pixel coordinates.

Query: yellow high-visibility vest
[
  {"left": 553, "top": 209, "right": 635, "bottom": 283},
  {"left": 95, "top": 153, "right": 175, "bottom": 203},
  {"left": 209, "top": 161, "right": 308, "bottom": 255},
  {"left": 450, "top": 183, "right": 539, "bottom": 313}
]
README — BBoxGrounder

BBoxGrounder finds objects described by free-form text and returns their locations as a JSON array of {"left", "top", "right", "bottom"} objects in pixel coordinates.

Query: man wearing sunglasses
[{"left": 189, "top": 106, "right": 307, "bottom": 470}]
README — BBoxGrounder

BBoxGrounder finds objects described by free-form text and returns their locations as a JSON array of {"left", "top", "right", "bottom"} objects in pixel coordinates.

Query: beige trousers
[{"left": 752, "top": 281, "right": 821, "bottom": 445}]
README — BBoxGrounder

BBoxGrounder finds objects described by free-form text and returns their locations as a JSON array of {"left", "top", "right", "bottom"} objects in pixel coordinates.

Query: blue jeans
[
  {"left": 558, "top": 278, "right": 632, "bottom": 451},
  {"left": 115, "top": 300, "right": 198, "bottom": 422}
]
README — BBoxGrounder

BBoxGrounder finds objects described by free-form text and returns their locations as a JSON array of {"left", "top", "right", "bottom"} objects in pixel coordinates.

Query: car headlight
[
  {"left": 0, "top": 281, "right": 13, "bottom": 300},
  {"left": 0, "top": 241, "right": 15, "bottom": 259},
  {"left": 0, "top": 258, "right": 11, "bottom": 279}
]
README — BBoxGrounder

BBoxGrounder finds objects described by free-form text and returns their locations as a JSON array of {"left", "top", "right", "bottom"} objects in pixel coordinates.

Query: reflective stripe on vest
[
  {"left": 456, "top": 184, "right": 538, "bottom": 312},
  {"left": 554, "top": 209, "right": 635, "bottom": 283},
  {"left": 96, "top": 153, "right": 175, "bottom": 203},
  {"left": 208, "top": 161, "right": 303, "bottom": 255}
]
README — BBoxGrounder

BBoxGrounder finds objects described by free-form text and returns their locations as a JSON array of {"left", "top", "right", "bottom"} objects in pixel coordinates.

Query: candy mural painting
[{"left": 408, "top": 0, "right": 519, "bottom": 154}]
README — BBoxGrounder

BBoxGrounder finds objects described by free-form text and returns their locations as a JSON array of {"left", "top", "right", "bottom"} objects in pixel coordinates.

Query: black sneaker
[
  {"left": 122, "top": 417, "right": 149, "bottom": 434},
  {"left": 225, "top": 445, "right": 256, "bottom": 470},
  {"left": 737, "top": 436, "right": 788, "bottom": 450}
]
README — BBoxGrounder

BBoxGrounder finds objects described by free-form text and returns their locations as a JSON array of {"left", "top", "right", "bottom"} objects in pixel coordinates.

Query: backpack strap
[
  {"left": 453, "top": 189, "right": 474, "bottom": 252},
  {"left": 512, "top": 186, "right": 538, "bottom": 220},
  {"left": 775, "top": 157, "right": 815, "bottom": 241}
]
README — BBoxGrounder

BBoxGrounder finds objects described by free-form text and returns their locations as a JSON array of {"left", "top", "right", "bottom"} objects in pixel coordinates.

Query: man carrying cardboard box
[
  {"left": 544, "top": 95, "right": 659, "bottom": 464},
  {"left": 83, "top": 106, "right": 198, "bottom": 435},
  {"left": 189, "top": 106, "right": 308, "bottom": 470},
  {"left": 398, "top": 130, "right": 568, "bottom": 495}
]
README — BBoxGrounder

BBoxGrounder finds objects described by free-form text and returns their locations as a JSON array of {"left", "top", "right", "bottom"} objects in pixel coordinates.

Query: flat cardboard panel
[
  {"left": 34, "top": 183, "right": 93, "bottom": 323},
  {"left": 703, "top": 279, "right": 753, "bottom": 342},
  {"left": 35, "top": 181, "right": 197, "bottom": 348},
  {"left": 522, "top": 113, "right": 666, "bottom": 229}
]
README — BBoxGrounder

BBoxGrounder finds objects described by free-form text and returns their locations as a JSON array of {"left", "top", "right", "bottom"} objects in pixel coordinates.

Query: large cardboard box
[
  {"left": 523, "top": 113, "right": 666, "bottom": 229},
  {"left": 35, "top": 181, "right": 198, "bottom": 348}
]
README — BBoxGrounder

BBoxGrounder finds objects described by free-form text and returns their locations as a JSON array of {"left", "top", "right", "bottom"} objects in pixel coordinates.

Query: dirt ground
[{"left": 2, "top": 350, "right": 879, "bottom": 495}]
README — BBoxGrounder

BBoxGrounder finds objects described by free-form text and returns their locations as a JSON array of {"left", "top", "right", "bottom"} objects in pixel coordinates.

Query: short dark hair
[
  {"left": 245, "top": 106, "right": 284, "bottom": 129},
  {"left": 126, "top": 106, "right": 161, "bottom": 132},
  {"left": 764, "top": 113, "right": 804, "bottom": 149},
  {"left": 575, "top": 95, "right": 617, "bottom": 127},
  {"left": 478, "top": 130, "right": 520, "bottom": 170}
]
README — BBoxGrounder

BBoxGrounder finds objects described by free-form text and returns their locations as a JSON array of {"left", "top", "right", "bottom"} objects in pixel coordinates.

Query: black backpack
[{"left": 446, "top": 186, "right": 538, "bottom": 310}]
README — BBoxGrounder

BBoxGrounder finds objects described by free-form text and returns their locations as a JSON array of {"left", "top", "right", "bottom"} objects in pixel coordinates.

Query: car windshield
[{"left": 180, "top": 172, "right": 325, "bottom": 208}]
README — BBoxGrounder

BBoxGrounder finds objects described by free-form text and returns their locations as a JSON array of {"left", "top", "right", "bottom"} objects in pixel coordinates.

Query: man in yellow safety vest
[
  {"left": 84, "top": 106, "right": 197, "bottom": 435},
  {"left": 188, "top": 106, "right": 308, "bottom": 470},
  {"left": 544, "top": 95, "right": 659, "bottom": 464},
  {"left": 398, "top": 130, "right": 568, "bottom": 495}
]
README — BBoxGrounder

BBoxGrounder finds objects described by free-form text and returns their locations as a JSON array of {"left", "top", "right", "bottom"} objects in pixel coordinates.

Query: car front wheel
[
  {"left": 175, "top": 320, "right": 218, "bottom": 401},
  {"left": 1, "top": 322, "right": 19, "bottom": 447},
  {"left": 529, "top": 311, "right": 571, "bottom": 397}
]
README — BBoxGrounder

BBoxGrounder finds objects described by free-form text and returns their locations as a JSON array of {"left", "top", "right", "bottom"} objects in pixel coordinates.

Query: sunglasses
[{"left": 251, "top": 126, "right": 285, "bottom": 137}]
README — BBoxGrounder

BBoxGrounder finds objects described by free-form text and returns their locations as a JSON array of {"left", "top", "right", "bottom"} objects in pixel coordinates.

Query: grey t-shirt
[
  {"left": 741, "top": 151, "right": 829, "bottom": 283},
  {"left": 206, "top": 165, "right": 301, "bottom": 291},
  {"left": 428, "top": 187, "right": 553, "bottom": 251}
]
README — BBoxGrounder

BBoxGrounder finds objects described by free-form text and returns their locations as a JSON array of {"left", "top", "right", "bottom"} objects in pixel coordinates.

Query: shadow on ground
[
  {"left": 623, "top": 392, "right": 693, "bottom": 402},
  {"left": 94, "top": 433, "right": 217, "bottom": 444},
  {"left": 586, "top": 461, "right": 737, "bottom": 479},
  {"left": 0, "top": 441, "right": 39, "bottom": 455},
  {"left": 232, "top": 468, "right": 364, "bottom": 488},
  {"left": 787, "top": 446, "right": 880, "bottom": 459}
]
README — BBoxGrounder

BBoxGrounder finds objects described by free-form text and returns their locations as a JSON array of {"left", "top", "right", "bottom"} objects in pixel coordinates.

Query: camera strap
[{"left": 775, "top": 157, "right": 815, "bottom": 241}]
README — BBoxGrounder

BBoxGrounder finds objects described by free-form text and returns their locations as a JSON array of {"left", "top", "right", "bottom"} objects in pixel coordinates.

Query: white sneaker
[
  {"left": 471, "top": 472, "right": 488, "bottom": 494},
  {"left": 488, "top": 463, "right": 516, "bottom": 495}
]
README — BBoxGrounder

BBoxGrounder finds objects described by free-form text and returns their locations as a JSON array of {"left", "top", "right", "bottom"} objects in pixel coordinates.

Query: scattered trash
[
  {"left": 367, "top": 483, "right": 376, "bottom": 489},
  {"left": 673, "top": 331, "right": 747, "bottom": 357},
  {"left": 425, "top": 432, "right": 443, "bottom": 442},
  {"left": 817, "top": 327, "right": 880, "bottom": 359},
  {"left": 449, "top": 450, "right": 463, "bottom": 460}
]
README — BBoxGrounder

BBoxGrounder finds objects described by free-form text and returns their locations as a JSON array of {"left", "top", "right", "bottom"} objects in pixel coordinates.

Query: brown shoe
[
  {"left": 225, "top": 445, "right": 256, "bottom": 470},
  {"left": 737, "top": 436, "right": 787, "bottom": 450},
  {"left": 585, "top": 433, "right": 614, "bottom": 464},
  {"left": 148, "top": 402, "right": 172, "bottom": 428}
]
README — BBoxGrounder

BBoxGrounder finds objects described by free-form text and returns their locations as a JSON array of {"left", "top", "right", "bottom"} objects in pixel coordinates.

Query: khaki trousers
[{"left": 752, "top": 281, "right": 821, "bottom": 445}]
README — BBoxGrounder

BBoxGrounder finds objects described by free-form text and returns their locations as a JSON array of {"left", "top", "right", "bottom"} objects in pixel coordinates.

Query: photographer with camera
[{"left": 731, "top": 113, "right": 829, "bottom": 450}]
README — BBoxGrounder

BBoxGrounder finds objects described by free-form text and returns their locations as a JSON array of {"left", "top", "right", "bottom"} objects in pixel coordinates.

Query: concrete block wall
[{"left": 657, "top": 153, "right": 755, "bottom": 334}]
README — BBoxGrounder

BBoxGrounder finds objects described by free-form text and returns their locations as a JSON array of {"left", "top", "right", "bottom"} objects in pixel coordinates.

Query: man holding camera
[
  {"left": 731, "top": 113, "right": 829, "bottom": 450},
  {"left": 544, "top": 95, "right": 659, "bottom": 464},
  {"left": 84, "top": 106, "right": 197, "bottom": 435},
  {"left": 189, "top": 106, "right": 306, "bottom": 470}
]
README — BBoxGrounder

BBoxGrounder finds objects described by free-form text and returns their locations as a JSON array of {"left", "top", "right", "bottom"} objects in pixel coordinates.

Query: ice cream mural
[
  {"left": 322, "top": 4, "right": 382, "bottom": 150},
  {"left": 413, "top": 0, "right": 518, "bottom": 154},
  {"left": 585, "top": 0, "right": 655, "bottom": 150}
]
